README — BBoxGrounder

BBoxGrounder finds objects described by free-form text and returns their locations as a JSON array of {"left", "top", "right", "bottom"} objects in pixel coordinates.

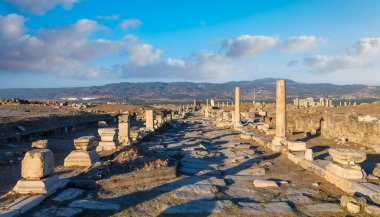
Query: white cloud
[
  {"left": 3, "top": 0, "right": 79, "bottom": 15},
  {"left": 0, "top": 16, "right": 121, "bottom": 78},
  {"left": 223, "top": 35, "right": 278, "bottom": 58},
  {"left": 283, "top": 36, "right": 320, "bottom": 53},
  {"left": 167, "top": 58, "right": 186, "bottom": 68},
  {"left": 0, "top": 13, "right": 26, "bottom": 40},
  {"left": 354, "top": 37, "right": 380, "bottom": 55},
  {"left": 96, "top": 15, "right": 120, "bottom": 20},
  {"left": 119, "top": 19, "right": 142, "bottom": 30},
  {"left": 123, "top": 35, "right": 163, "bottom": 66},
  {"left": 303, "top": 37, "right": 380, "bottom": 73},
  {"left": 304, "top": 55, "right": 366, "bottom": 72}
]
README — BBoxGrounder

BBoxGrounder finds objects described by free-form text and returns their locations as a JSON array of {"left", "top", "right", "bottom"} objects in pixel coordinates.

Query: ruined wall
[{"left": 321, "top": 113, "right": 380, "bottom": 146}]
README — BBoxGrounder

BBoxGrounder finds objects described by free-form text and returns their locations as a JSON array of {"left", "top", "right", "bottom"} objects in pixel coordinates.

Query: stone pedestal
[
  {"left": 14, "top": 149, "right": 60, "bottom": 194},
  {"left": 97, "top": 128, "right": 118, "bottom": 151},
  {"left": 65, "top": 136, "right": 99, "bottom": 167},
  {"left": 64, "top": 150, "right": 99, "bottom": 167}
]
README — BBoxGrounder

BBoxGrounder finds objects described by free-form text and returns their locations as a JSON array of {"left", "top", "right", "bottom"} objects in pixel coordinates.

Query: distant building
[{"left": 293, "top": 97, "right": 333, "bottom": 107}]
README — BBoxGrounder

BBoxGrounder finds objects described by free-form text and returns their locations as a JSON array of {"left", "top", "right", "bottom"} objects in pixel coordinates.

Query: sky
[{"left": 0, "top": 0, "right": 380, "bottom": 88}]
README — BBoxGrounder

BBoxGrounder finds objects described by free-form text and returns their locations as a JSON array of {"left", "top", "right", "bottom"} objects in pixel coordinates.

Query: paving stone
[
  {"left": 173, "top": 192, "right": 216, "bottom": 200},
  {"left": 69, "top": 200, "right": 120, "bottom": 210},
  {"left": 176, "top": 184, "right": 218, "bottom": 194},
  {"left": 365, "top": 205, "right": 380, "bottom": 215},
  {"left": 33, "top": 206, "right": 82, "bottom": 217},
  {"left": 224, "top": 187, "right": 257, "bottom": 199},
  {"left": 161, "top": 200, "right": 233, "bottom": 214},
  {"left": 52, "top": 188, "right": 84, "bottom": 202},
  {"left": 239, "top": 202, "right": 294, "bottom": 214},
  {"left": 305, "top": 203, "right": 342, "bottom": 213}
]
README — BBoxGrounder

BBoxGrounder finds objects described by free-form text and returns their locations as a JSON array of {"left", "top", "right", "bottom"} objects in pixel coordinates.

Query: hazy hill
[{"left": 1, "top": 78, "right": 379, "bottom": 104}]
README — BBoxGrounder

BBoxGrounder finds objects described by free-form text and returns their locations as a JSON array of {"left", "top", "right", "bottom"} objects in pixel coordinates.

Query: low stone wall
[
  {"left": 321, "top": 113, "right": 380, "bottom": 146},
  {"left": 0, "top": 114, "right": 113, "bottom": 146}
]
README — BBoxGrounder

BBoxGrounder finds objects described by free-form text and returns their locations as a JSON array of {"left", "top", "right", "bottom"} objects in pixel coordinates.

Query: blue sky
[{"left": 0, "top": 0, "right": 380, "bottom": 88}]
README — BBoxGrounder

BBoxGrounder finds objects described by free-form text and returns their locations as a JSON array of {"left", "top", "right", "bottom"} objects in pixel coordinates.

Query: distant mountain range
[{"left": 1, "top": 78, "right": 379, "bottom": 104}]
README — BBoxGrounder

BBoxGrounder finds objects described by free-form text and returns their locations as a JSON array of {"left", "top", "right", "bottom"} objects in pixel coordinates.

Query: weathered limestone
[
  {"left": 64, "top": 136, "right": 99, "bottom": 167},
  {"left": 96, "top": 128, "right": 119, "bottom": 151},
  {"left": 329, "top": 148, "right": 366, "bottom": 165},
  {"left": 118, "top": 114, "right": 132, "bottom": 146},
  {"left": 234, "top": 86, "right": 241, "bottom": 126},
  {"left": 21, "top": 149, "right": 54, "bottom": 179},
  {"left": 272, "top": 80, "right": 287, "bottom": 151},
  {"left": 305, "top": 148, "right": 314, "bottom": 161},
  {"left": 287, "top": 141, "right": 307, "bottom": 152},
  {"left": 31, "top": 140, "right": 48, "bottom": 149},
  {"left": 73, "top": 136, "right": 96, "bottom": 151},
  {"left": 14, "top": 149, "right": 60, "bottom": 194},
  {"left": 145, "top": 110, "right": 154, "bottom": 131},
  {"left": 326, "top": 148, "right": 366, "bottom": 180}
]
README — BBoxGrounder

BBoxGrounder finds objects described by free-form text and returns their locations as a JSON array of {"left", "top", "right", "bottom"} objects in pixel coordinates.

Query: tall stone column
[
  {"left": 235, "top": 87, "right": 241, "bottom": 125},
  {"left": 118, "top": 114, "right": 131, "bottom": 145},
  {"left": 145, "top": 110, "right": 154, "bottom": 131},
  {"left": 275, "top": 80, "right": 286, "bottom": 138}
]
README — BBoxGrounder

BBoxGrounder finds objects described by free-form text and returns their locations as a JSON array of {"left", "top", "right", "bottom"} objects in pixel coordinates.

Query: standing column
[
  {"left": 275, "top": 80, "right": 286, "bottom": 138},
  {"left": 235, "top": 87, "right": 241, "bottom": 125},
  {"left": 145, "top": 110, "right": 154, "bottom": 131}
]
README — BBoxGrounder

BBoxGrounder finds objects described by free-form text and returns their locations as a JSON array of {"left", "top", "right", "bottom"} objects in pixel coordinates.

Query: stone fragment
[
  {"left": 73, "top": 136, "right": 96, "bottom": 151},
  {"left": 287, "top": 141, "right": 306, "bottom": 152},
  {"left": 346, "top": 201, "right": 361, "bottom": 214},
  {"left": 240, "top": 134, "right": 252, "bottom": 140},
  {"left": 329, "top": 148, "right": 366, "bottom": 165},
  {"left": 69, "top": 200, "right": 120, "bottom": 210},
  {"left": 31, "top": 140, "right": 48, "bottom": 149},
  {"left": 98, "top": 121, "right": 108, "bottom": 127},
  {"left": 21, "top": 149, "right": 54, "bottom": 179},
  {"left": 305, "top": 148, "right": 313, "bottom": 161},
  {"left": 253, "top": 179, "right": 278, "bottom": 188},
  {"left": 326, "top": 162, "right": 364, "bottom": 179}
]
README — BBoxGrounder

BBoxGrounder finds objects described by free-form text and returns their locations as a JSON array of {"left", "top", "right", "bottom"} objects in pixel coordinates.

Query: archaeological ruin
[{"left": 0, "top": 80, "right": 380, "bottom": 216}]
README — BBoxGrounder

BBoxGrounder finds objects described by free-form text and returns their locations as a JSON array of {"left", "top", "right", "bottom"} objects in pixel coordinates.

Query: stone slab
[
  {"left": 253, "top": 179, "right": 278, "bottom": 188},
  {"left": 329, "top": 148, "right": 366, "bottom": 165},
  {"left": 326, "top": 162, "right": 364, "bottom": 179},
  {"left": 305, "top": 203, "right": 342, "bottom": 213},
  {"left": 239, "top": 202, "right": 294, "bottom": 214},
  {"left": 52, "top": 188, "right": 84, "bottom": 202}
]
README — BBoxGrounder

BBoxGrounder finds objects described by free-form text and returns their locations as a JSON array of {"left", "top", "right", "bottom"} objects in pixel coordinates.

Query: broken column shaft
[{"left": 275, "top": 80, "right": 286, "bottom": 138}]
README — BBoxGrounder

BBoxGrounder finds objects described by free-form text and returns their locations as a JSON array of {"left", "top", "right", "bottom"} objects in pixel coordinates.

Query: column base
[{"left": 13, "top": 174, "right": 60, "bottom": 195}]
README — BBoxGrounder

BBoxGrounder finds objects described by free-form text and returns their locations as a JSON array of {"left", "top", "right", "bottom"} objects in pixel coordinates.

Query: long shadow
[
  {"left": 96, "top": 156, "right": 263, "bottom": 216},
  {"left": 361, "top": 154, "right": 380, "bottom": 174}
]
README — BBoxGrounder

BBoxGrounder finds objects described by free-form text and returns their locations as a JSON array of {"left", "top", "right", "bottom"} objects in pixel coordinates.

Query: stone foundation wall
[{"left": 321, "top": 113, "right": 380, "bottom": 146}]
